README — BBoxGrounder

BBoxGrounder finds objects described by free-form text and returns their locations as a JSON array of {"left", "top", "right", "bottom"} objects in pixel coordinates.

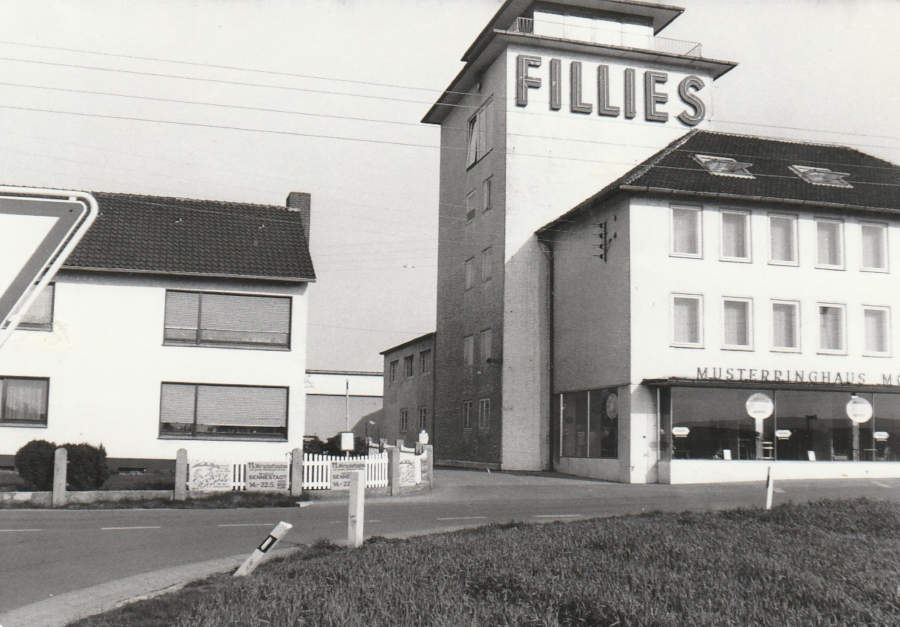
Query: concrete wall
[
  {"left": 433, "top": 47, "right": 507, "bottom": 467},
  {"left": 381, "top": 335, "right": 434, "bottom": 446},
  {"left": 0, "top": 271, "right": 308, "bottom": 462}
]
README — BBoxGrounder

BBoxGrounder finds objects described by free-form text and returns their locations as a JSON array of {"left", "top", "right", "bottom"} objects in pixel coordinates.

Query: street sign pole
[{"left": 0, "top": 187, "right": 97, "bottom": 351}]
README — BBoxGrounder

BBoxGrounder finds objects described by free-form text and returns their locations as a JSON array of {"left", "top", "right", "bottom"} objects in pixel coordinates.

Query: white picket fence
[{"left": 302, "top": 452, "right": 389, "bottom": 490}]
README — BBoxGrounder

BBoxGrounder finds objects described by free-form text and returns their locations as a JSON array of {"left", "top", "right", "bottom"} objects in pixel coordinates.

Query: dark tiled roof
[
  {"left": 63, "top": 192, "right": 315, "bottom": 282},
  {"left": 540, "top": 130, "right": 900, "bottom": 232}
]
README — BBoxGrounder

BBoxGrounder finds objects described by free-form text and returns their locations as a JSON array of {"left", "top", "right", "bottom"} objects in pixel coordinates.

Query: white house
[{"left": 0, "top": 190, "right": 315, "bottom": 470}]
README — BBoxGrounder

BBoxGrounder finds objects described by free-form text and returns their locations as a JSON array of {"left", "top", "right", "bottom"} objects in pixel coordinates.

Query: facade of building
[
  {"left": 0, "top": 191, "right": 315, "bottom": 469},
  {"left": 379, "top": 333, "right": 435, "bottom": 446},
  {"left": 425, "top": 0, "right": 900, "bottom": 482},
  {"left": 304, "top": 369, "right": 383, "bottom": 440}
]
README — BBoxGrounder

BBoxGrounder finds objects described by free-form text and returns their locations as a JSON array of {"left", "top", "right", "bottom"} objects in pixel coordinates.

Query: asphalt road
[{"left": 2, "top": 470, "right": 900, "bottom": 619}]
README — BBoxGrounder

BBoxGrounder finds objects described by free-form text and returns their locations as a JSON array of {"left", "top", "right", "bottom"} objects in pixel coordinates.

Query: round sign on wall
[
  {"left": 845, "top": 395, "right": 873, "bottom": 424},
  {"left": 745, "top": 392, "right": 774, "bottom": 420}
]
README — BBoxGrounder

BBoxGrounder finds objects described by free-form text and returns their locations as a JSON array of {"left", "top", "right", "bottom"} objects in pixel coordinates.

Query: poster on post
[
  {"left": 331, "top": 460, "right": 367, "bottom": 490},
  {"left": 188, "top": 461, "right": 231, "bottom": 492},
  {"left": 246, "top": 462, "right": 289, "bottom": 491}
]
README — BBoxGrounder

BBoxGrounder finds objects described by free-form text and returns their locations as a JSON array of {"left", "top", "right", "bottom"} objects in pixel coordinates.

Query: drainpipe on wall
[{"left": 538, "top": 236, "right": 554, "bottom": 472}]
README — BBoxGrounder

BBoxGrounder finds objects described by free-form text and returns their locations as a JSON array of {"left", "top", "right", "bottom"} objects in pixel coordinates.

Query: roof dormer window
[
  {"left": 693, "top": 154, "right": 754, "bottom": 179},
  {"left": 789, "top": 164, "right": 852, "bottom": 188}
]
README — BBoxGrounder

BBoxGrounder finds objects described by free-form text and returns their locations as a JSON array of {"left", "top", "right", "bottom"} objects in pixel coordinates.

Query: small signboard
[
  {"left": 672, "top": 426, "right": 690, "bottom": 437},
  {"left": 331, "top": 460, "right": 367, "bottom": 490},
  {"left": 340, "top": 431, "right": 355, "bottom": 452},
  {"left": 188, "top": 461, "right": 231, "bottom": 492},
  {"left": 745, "top": 393, "right": 774, "bottom": 420},
  {"left": 874, "top": 431, "right": 890, "bottom": 442},
  {"left": 775, "top": 429, "right": 792, "bottom": 440},
  {"left": 246, "top": 462, "right": 289, "bottom": 491},
  {"left": 846, "top": 395, "right": 873, "bottom": 424}
]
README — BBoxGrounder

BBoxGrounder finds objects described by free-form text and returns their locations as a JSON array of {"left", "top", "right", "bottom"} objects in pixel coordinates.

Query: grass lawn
[{"left": 73, "top": 498, "right": 900, "bottom": 626}]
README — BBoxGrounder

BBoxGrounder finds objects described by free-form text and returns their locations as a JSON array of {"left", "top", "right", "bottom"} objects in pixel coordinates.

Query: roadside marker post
[
  {"left": 347, "top": 469, "right": 365, "bottom": 548},
  {"left": 233, "top": 521, "right": 293, "bottom": 577},
  {"left": 0, "top": 187, "right": 97, "bottom": 350},
  {"left": 764, "top": 466, "right": 774, "bottom": 511}
]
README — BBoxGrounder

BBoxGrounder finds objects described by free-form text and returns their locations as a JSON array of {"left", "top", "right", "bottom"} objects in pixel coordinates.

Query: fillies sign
[{"left": 0, "top": 187, "right": 97, "bottom": 349}]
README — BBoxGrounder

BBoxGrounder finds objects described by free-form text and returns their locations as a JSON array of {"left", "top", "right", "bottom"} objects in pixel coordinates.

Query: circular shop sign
[
  {"left": 745, "top": 392, "right": 774, "bottom": 420},
  {"left": 846, "top": 395, "right": 873, "bottom": 424},
  {"left": 605, "top": 392, "right": 618, "bottom": 419}
]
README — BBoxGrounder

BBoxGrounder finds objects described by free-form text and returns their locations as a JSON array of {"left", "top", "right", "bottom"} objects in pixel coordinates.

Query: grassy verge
[
  {"left": 73, "top": 498, "right": 900, "bottom": 626},
  {"left": 0, "top": 491, "right": 304, "bottom": 509}
]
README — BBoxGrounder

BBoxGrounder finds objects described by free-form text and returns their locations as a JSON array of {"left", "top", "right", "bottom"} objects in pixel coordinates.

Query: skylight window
[
  {"left": 789, "top": 165, "right": 852, "bottom": 188},
  {"left": 693, "top": 154, "right": 754, "bottom": 179}
]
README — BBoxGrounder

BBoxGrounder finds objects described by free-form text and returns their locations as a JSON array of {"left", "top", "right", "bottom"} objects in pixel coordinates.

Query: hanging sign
[
  {"left": 775, "top": 429, "right": 792, "bottom": 440},
  {"left": 845, "top": 395, "right": 873, "bottom": 424},
  {"left": 672, "top": 426, "right": 690, "bottom": 437},
  {"left": 745, "top": 393, "right": 774, "bottom": 420},
  {"left": 874, "top": 431, "right": 890, "bottom": 442}
]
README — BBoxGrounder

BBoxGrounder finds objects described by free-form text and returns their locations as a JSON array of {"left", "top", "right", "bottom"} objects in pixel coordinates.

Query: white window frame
[
  {"left": 817, "top": 302, "right": 847, "bottom": 355},
  {"left": 670, "top": 205, "right": 703, "bottom": 259},
  {"left": 478, "top": 398, "right": 491, "bottom": 429},
  {"left": 767, "top": 213, "right": 798, "bottom": 266},
  {"left": 719, "top": 209, "right": 752, "bottom": 263},
  {"left": 860, "top": 221, "right": 889, "bottom": 273},
  {"left": 815, "top": 218, "right": 845, "bottom": 270},
  {"left": 722, "top": 297, "right": 753, "bottom": 351},
  {"left": 770, "top": 299, "right": 801, "bottom": 353},
  {"left": 671, "top": 293, "right": 704, "bottom": 348},
  {"left": 863, "top": 305, "right": 891, "bottom": 357}
]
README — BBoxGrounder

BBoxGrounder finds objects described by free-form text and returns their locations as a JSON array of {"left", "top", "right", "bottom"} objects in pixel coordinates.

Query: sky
[{"left": 0, "top": 0, "right": 897, "bottom": 372}]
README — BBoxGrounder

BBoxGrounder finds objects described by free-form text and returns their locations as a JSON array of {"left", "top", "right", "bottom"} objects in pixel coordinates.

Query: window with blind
[
  {"left": 864, "top": 307, "right": 890, "bottom": 355},
  {"left": 768, "top": 214, "right": 797, "bottom": 265},
  {"left": 16, "top": 284, "right": 54, "bottom": 331},
  {"left": 818, "top": 304, "right": 846, "bottom": 353},
  {"left": 816, "top": 219, "right": 844, "bottom": 268},
  {"left": 723, "top": 298, "right": 752, "bottom": 349},
  {"left": 772, "top": 301, "right": 800, "bottom": 351},
  {"left": 0, "top": 377, "right": 49, "bottom": 425},
  {"left": 721, "top": 211, "right": 750, "bottom": 261},
  {"left": 159, "top": 382, "right": 287, "bottom": 439},
  {"left": 861, "top": 222, "right": 888, "bottom": 272},
  {"left": 672, "top": 294, "right": 702, "bottom": 347},
  {"left": 164, "top": 291, "right": 291, "bottom": 349},
  {"left": 671, "top": 206, "right": 701, "bottom": 257}
]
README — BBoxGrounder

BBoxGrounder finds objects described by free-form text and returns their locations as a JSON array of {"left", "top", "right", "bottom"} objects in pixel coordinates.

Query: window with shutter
[{"left": 159, "top": 382, "right": 287, "bottom": 440}]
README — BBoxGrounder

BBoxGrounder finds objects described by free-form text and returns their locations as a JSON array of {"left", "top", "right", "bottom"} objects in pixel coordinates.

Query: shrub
[
  {"left": 14, "top": 439, "right": 57, "bottom": 490},
  {"left": 63, "top": 443, "right": 110, "bottom": 490}
]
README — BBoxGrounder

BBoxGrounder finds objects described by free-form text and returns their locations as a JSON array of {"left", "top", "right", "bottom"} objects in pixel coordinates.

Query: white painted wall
[{"left": 0, "top": 272, "right": 308, "bottom": 462}]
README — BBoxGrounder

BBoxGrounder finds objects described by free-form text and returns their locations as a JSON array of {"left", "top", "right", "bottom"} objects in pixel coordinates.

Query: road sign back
[{"left": 0, "top": 187, "right": 97, "bottom": 349}]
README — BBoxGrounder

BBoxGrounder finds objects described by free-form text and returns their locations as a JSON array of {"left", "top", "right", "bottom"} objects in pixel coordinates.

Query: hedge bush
[
  {"left": 14, "top": 440, "right": 110, "bottom": 491},
  {"left": 14, "top": 439, "right": 56, "bottom": 490}
]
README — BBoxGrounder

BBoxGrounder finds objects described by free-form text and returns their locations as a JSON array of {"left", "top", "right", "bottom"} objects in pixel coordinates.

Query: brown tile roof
[
  {"left": 63, "top": 192, "right": 315, "bottom": 282},
  {"left": 540, "top": 130, "right": 900, "bottom": 232}
]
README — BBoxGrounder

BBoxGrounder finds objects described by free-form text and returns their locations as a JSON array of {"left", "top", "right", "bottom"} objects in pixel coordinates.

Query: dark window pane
[
  {"left": 589, "top": 389, "right": 618, "bottom": 459},
  {"left": 873, "top": 394, "right": 900, "bottom": 461},
  {"left": 671, "top": 387, "right": 770, "bottom": 460}
]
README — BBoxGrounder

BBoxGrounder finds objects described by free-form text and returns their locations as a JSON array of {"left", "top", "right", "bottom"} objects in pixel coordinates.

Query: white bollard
[
  {"left": 347, "top": 470, "right": 365, "bottom": 548},
  {"left": 233, "top": 521, "right": 293, "bottom": 577},
  {"left": 764, "top": 465, "right": 774, "bottom": 511}
]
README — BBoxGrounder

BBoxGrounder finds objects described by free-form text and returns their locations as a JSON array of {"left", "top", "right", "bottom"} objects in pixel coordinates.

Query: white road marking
[
  {"left": 436, "top": 516, "right": 487, "bottom": 521},
  {"left": 872, "top": 481, "right": 891, "bottom": 488},
  {"left": 0, "top": 528, "right": 42, "bottom": 533},
  {"left": 534, "top": 514, "right": 581, "bottom": 519},
  {"left": 330, "top": 519, "right": 381, "bottom": 524},
  {"left": 774, "top": 487, "right": 786, "bottom": 493},
  {"left": 217, "top": 523, "right": 275, "bottom": 528},
  {"left": 100, "top": 526, "right": 161, "bottom": 531}
]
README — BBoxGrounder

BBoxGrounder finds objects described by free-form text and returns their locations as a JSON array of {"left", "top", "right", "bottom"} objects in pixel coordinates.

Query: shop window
[
  {"left": 0, "top": 377, "right": 49, "bottom": 426},
  {"left": 463, "top": 335, "right": 474, "bottom": 366},
  {"left": 816, "top": 219, "right": 844, "bottom": 269},
  {"left": 864, "top": 307, "right": 890, "bottom": 356},
  {"left": 721, "top": 210, "right": 751, "bottom": 261},
  {"left": 861, "top": 222, "right": 888, "bottom": 272},
  {"left": 818, "top": 304, "right": 846, "bottom": 353},
  {"left": 466, "top": 100, "right": 494, "bottom": 168},
  {"left": 464, "top": 257, "right": 475, "bottom": 290},
  {"left": 768, "top": 214, "right": 798, "bottom": 265},
  {"left": 558, "top": 388, "right": 617, "bottom": 459},
  {"left": 404, "top": 355, "right": 414, "bottom": 378},
  {"left": 419, "top": 349, "right": 431, "bottom": 374},
  {"left": 872, "top": 394, "right": 900, "bottom": 461},
  {"left": 479, "top": 328, "right": 492, "bottom": 363},
  {"left": 482, "top": 177, "right": 492, "bottom": 212},
  {"left": 723, "top": 298, "right": 752, "bottom": 350},
  {"left": 671, "top": 205, "right": 702, "bottom": 257},
  {"left": 462, "top": 400, "right": 472, "bottom": 430},
  {"left": 478, "top": 398, "right": 491, "bottom": 429},
  {"left": 672, "top": 294, "right": 703, "bottom": 347},
  {"left": 16, "top": 284, "right": 54, "bottom": 331},
  {"left": 771, "top": 301, "right": 800, "bottom": 351},
  {"left": 399, "top": 408, "right": 408, "bottom": 433},
  {"left": 159, "top": 383, "right": 287, "bottom": 440},
  {"left": 164, "top": 290, "right": 291, "bottom": 349}
]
